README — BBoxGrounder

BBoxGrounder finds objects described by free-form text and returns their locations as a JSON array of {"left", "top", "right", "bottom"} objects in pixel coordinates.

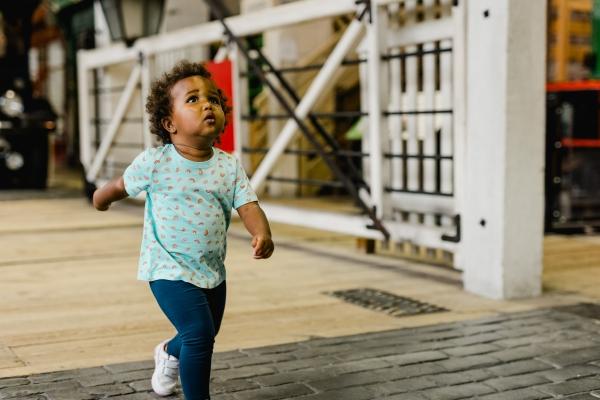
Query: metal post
[
  {"left": 366, "top": 2, "right": 388, "bottom": 219},
  {"left": 77, "top": 57, "right": 92, "bottom": 171},
  {"left": 388, "top": 44, "right": 402, "bottom": 215},
  {"left": 451, "top": 0, "right": 467, "bottom": 268}
]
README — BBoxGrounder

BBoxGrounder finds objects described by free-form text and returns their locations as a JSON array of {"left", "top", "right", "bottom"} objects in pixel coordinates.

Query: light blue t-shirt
[{"left": 123, "top": 144, "right": 257, "bottom": 288}]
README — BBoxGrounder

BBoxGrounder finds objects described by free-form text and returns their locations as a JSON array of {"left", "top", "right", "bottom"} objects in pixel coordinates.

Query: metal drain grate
[
  {"left": 325, "top": 288, "right": 448, "bottom": 317},
  {"left": 553, "top": 303, "right": 600, "bottom": 321}
]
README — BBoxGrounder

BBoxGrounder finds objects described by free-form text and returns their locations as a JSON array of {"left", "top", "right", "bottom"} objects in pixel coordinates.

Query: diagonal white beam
[
  {"left": 86, "top": 64, "right": 141, "bottom": 182},
  {"left": 249, "top": 18, "right": 365, "bottom": 193}
]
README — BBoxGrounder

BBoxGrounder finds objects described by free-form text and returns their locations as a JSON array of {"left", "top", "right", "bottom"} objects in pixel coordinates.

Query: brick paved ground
[{"left": 2, "top": 306, "right": 600, "bottom": 400}]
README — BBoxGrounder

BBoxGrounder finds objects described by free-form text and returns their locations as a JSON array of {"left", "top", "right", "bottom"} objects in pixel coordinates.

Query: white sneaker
[{"left": 151, "top": 340, "right": 179, "bottom": 396}]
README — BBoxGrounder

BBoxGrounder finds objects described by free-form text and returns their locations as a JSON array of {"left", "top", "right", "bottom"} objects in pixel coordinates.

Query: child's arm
[
  {"left": 92, "top": 176, "right": 128, "bottom": 211},
  {"left": 237, "top": 201, "right": 274, "bottom": 259}
]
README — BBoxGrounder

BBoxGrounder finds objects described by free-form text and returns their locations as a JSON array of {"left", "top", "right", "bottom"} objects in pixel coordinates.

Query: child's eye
[
  {"left": 208, "top": 96, "right": 220, "bottom": 105},
  {"left": 186, "top": 95, "right": 198, "bottom": 103}
]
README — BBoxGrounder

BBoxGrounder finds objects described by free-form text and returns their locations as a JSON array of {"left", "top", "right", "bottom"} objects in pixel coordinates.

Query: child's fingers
[
  {"left": 251, "top": 237, "right": 274, "bottom": 259},
  {"left": 252, "top": 237, "right": 263, "bottom": 257}
]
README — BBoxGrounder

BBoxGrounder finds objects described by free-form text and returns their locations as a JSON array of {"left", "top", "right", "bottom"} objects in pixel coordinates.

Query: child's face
[{"left": 165, "top": 76, "right": 225, "bottom": 145}]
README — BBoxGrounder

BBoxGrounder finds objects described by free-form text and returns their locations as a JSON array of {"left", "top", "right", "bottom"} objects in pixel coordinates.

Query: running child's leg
[
  {"left": 162, "top": 281, "right": 226, "bottom": 359},
  {"left": 205, "top": 281, "right": 226, "bottom": 336},
  {"left": 150, "top": 280, "right": 219, "bottom": 400},
  {"left": 165, "top": 335, "right": 181, "bottom": 358}
]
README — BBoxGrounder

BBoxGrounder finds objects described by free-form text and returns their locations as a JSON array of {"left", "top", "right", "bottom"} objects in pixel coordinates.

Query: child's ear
[{"left": 162, "top": 117, "right": 176, "bottom": 134}]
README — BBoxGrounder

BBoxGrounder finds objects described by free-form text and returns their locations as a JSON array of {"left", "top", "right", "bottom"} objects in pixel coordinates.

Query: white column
[{"left": 462, "top": 0, "right": 546, "bottom": 299}]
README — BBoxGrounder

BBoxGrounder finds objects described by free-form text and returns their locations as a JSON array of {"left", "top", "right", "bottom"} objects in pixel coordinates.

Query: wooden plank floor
[
  {"left": 543, "top": 234, "right": 600, "bottom": 298},
  {"left": 0, "top": 197, "right": 598, "bottom": 377}
]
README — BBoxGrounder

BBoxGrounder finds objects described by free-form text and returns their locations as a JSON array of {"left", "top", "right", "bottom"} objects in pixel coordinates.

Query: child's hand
[{"left": 251, "top": 234, "right": 274, "bottom": 259}]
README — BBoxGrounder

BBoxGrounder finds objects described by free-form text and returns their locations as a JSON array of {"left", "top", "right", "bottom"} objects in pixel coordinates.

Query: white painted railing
[{"left": 77, "top": 0, "right": 466, "bottom": 264}]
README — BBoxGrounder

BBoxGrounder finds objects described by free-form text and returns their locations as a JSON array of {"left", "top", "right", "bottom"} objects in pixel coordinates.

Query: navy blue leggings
[{"left": 149, "top": 279, "right": 226, "bottom": 400}]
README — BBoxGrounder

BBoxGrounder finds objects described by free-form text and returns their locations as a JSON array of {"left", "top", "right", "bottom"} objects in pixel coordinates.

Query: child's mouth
[{"left": 204, "top": 113, "right": 216, "bottom": 124}]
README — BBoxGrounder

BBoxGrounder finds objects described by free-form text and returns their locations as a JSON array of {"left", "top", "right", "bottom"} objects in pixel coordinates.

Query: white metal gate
[{"left": 77, "top": 0, "right": 466, "bottom": 267}]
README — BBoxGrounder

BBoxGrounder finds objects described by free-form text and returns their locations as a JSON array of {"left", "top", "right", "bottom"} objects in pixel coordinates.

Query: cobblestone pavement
[{"left": 3, "top": 306, "right": 600, "bottom": 400}]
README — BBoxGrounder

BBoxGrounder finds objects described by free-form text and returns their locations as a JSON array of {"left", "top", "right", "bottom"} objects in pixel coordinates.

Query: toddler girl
[{"left": 92, "top": 60, "right": 274, "bottom": 400}]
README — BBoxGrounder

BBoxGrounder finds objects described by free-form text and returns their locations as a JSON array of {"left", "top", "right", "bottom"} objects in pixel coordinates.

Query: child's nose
[{"left": 202, "top": 102, "right": 212, "bottom": 110}]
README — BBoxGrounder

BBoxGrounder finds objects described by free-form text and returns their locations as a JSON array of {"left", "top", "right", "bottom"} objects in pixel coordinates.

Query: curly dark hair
[{"left": 145, "top": 60, "right": 232, "bottom": 144}]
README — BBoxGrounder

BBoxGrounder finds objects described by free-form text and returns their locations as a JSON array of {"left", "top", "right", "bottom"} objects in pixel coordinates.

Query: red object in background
[
  {"left": 205, "top": 60, "right": 234, "bottom": 153},
  {"left": 561, "top": 138, "right": 600, "bottom": 148},
  {"left": 546, "top": 80, "right": 600, "bottom": 92}
]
